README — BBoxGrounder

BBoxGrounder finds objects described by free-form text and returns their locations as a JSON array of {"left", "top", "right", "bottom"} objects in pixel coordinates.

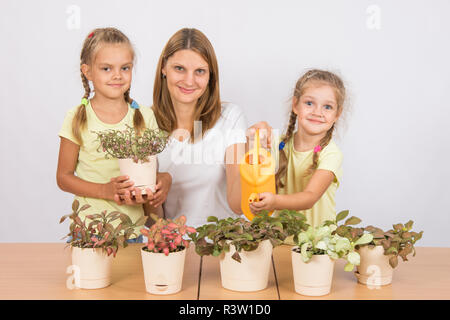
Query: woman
[
  {"left": 151, "top": 27, "right": 278, "bottom": 227},
  {"left": 117, "top": 28, "right": 270, "bottom": 227}
]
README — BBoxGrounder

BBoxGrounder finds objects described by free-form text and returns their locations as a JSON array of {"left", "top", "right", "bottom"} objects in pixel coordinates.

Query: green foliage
[
  {"left": 60, "top": 200, "right": 148, "bottom": 257},
  {"left": 333, "top": 211, "right": 424, "bottom": 269},
  {"left": 190, "top": 210, "right": 307, "bottom": 263},
  {"left": 93, "top": 125, "right": 169, "bottom": 163},
  {"left": 293, "top": 216, "right": 373, "bottom": 272}
]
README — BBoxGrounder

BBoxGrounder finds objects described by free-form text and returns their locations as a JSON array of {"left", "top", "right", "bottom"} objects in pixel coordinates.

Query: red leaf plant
[{"left": 141, "top": 214, "right": 197, "bottom": 256}]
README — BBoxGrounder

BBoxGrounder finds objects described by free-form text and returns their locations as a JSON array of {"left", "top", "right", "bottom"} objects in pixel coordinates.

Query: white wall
[{"left": 1, "top": 0, "right": 448, "bottom": 246}]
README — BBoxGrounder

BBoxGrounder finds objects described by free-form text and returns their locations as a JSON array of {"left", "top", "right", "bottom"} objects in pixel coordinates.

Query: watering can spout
[{"left": 239, "top": 129, "right": 276, "bottom": 221}]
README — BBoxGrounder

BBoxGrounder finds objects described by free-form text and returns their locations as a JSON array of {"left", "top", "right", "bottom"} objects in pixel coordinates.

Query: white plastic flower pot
[
  {"left": 219, "top": 239, "right": 273, "bottom": 292},
  {"left": 291, "top": 249, "right": 335, "bottom": 296},
  {"left": 118, "top": 155, "right": 157, "bottom": 193},
  {"left": 70, "top": 246, "right": 113, "bottom": 289},
  {"left": 355, "top": 245, "right": 394, "bottom": 286},
  {"left": 141, "top": 247, "right": 186, "bottom": 295}
]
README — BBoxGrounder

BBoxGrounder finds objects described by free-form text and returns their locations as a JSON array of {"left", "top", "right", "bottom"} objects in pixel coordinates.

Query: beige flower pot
[
  {"left": 141, "top": 247, "right": 186, "bottom": 295},
  {"left": 355, "top": 245, "right": 393, "bottom": 286},
  {"left": 219, "top": 239, "right": 273, "bottom": 292},
  {"left": 291, "top": 249, "right": 335, "bottom": 296},
  {"left": 118, "top": 155, "right": 157, "bottom": 193},
  {"left": 71, "top": 247, "right": 113, "bottom": 289}
]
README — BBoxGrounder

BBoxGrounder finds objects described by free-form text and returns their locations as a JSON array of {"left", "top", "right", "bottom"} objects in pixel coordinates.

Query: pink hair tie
[{"left": 314, "top": 145, "right": 322, "bottom": 153}]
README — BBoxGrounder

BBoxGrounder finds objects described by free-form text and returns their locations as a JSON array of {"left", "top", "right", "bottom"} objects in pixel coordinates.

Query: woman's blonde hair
[
  {"left": 276, "top": 69, "right": 346, "bottom": 189},
  {"left": 72, "top": 27, "right": 145, "bottom": 145},
  {"left": 152, "top": 28, "right": 221, "bottom": 141}
]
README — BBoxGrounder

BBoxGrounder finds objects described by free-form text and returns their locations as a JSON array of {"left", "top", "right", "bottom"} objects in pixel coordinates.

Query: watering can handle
[{"left": 251, "top": 129, "right": 260, "bottom": 178}]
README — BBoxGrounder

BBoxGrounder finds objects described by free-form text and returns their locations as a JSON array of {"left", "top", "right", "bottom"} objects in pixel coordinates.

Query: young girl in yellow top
[
  {"left": 56, "top": 28, "right": 171, "bottom": 242},
  {"left": 250, "top": 69, "right": 345, "bottom": 228}
]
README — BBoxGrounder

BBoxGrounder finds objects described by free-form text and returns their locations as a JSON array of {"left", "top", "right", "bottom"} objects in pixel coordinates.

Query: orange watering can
[{"left": 239, "top": 129, "right": 276, "bottom": 221}]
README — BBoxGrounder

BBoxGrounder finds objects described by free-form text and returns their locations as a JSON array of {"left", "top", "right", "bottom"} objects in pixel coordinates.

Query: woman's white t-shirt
[{"left": 157, "top": 103, "right": 247, "bottom": 227}]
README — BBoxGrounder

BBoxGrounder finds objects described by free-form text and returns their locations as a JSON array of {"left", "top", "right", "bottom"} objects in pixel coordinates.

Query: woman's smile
[{"left": 178, "top": 86, "right": 196, "bottom": 94}]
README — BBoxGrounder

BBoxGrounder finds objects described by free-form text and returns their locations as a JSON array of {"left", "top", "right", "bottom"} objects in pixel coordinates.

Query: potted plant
[
  {"left": 190, "top": 211, "right": 305, "bottom": 292},
  {"left": 140, "top": 213, "right": 196, "bottom": 295},
  {"left": 291, "top": 212, "right": 373, "bottom": 296},
  {"left": 94, "top": 125, "right": 169, "bottom": 193},
  {"left": 335, "top": 212, "right": 424, "bottom": 286},
  {"left": 60, "top": 200, "right": 147, "bottom": 289}
]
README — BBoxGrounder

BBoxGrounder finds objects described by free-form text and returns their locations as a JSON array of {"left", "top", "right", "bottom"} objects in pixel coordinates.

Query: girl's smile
[
  {"left": 293, "top": 83, "right": 340, "bottom": 138},
  {"left": 82, "top": 43, "right": 134, "bottom": 100}
]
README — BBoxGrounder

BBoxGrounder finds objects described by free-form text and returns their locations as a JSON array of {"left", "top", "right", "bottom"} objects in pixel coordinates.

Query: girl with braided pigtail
[
  {"left": 250, "top": 69, "right": 346, "bottom": 228},
  {"left": 57, "top": 28, "right": 172, "bottom": 243}
]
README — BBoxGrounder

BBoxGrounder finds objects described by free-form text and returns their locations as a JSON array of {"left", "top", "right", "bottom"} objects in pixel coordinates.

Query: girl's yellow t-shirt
[
  {"left": 58, "top": 101, "right": 159, "bottom": 236},
  {"left": 277, "top": 135, "right": 343, "bottom": 228}
]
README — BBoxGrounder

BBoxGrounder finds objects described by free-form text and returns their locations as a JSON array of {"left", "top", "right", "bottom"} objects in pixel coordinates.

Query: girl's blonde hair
[
  {"left": 152, "top": 28, "right": 221, "bottom": 141},
  {"left": 276, "top": 69, "right": 346, "bottom": 189},
  {"left": 72, "top": 27, "right": 145, "bottom": 145}
]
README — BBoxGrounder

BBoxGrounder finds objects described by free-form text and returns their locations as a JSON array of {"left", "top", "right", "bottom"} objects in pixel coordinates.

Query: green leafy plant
[
  {"left": 294, "top": 214, "right": 373, "bottom": 271},
  {"left": 141, "top": 214, "right": 197, "bottom": 256},
  {"left": 93, "top": 125, "right": 169, "bottom": 163},
  {"left": 190, "top": 211, "right": 304, "bottom": 263},
  {"left": 363, "top": 221, "right": 423, "bottom": 268},
  {"left": 333, "top": 211, "right": 424, "bottom": 268},
  {"left": 60, "top": 200, "right": 147, "bottom": 257}
]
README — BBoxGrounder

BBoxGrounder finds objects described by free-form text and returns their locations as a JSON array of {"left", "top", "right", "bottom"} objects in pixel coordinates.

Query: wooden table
[{"left": 0, "top": 243, "right": 449, "bottom": 300}]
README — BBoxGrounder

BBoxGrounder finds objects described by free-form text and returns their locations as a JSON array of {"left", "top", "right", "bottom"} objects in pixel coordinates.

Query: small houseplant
[
  {"left": 140, "top": 213, "right": 196, "bottom": 295},
  {"left": 94, "top": 125, "right": 169, "bottom": 193},
  {"left": 190, "top": 211, "right": 306, "bottom": 292},
  {"left": 60, "top": 200, "right": 147, "bottom": 289},
  {"left": 291, "top": 215, "right": 373, "bottom": 296},
  {"left": 334, "top": 212, "right": 424, "bottom": 286}
]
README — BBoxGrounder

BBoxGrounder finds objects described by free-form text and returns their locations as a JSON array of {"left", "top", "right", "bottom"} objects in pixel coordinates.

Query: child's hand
[
  {"left": 249, "top": 192, "right": 277, "bottom": 213},
  {"left": 104, "top": 175, "right": 135, "bottom": 201},
  {"left": 113, "top": 186, "right": 154, "bottom": 205},
  {"left": 148, "top": 172, "right": 172, "bottom": 208}
]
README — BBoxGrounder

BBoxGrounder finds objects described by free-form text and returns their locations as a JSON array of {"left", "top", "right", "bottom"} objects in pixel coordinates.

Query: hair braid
[
  {"left": 275, "top": 111, "right": 298, "bottom": 190},
  {"left": 124, "top": 88, "right": 145, "bottom": 135},
  {"left": 306, "top": 124, "right": 334, "bottom": 176},
  {"left": 71, "top": 71, "right": 91, "bottom": 145}
]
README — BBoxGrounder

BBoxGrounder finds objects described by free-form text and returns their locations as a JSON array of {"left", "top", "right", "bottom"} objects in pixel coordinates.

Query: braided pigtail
[
  {"left": 276, "top": 111, "right": 298, "bottom": 190},
  {"left": 125, "top": 88, "right": 145, "bottom": 136},
  {"left": 71, "top": 71, "right": 91, "bottom": 145},
  {"left": 305, "top": 124, "right": 334, "bottom": 177}
]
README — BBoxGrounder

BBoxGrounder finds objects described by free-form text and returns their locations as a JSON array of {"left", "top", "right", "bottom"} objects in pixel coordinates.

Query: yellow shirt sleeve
[
  {"left": 317, "top": 146, "right": 343, "bottom": 186},
  {"left": 58, "top": 105, "right": 80, "bottom": 145}
]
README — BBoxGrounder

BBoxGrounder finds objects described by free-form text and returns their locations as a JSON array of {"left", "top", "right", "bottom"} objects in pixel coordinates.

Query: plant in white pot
[
  {"left": 60, "top": 200, "right": 147, "bottom": 289},
  {"left": 335, "top": 212, "right": 424, "bottom": 286},
  {"left": 140, "top": 213, "right": 197, "bottom": 295},
  {"left": 291, "top": 213, "right": 373, "bottom": 297},
  {"left": 190, "top": 211, "right": 305, "bottom": 292},
  {"left": 94, "top": 125, "right": 169, "bottom": 194}
]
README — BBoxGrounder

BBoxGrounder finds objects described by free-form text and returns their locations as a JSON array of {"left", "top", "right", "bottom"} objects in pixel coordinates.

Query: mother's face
[{"left": 162, "top": 49, "right": 210, "bottom": 108}]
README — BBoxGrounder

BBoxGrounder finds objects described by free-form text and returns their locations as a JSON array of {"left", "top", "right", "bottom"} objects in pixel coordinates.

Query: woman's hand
[
  {"left": 249, "top": 192, "right": 277, "bottom": 213},
  {"left": 247, "top": 121, "right": 273, "bottom": 148},
  {"left": 148, "top": 172, "right": 172, "bottom": 208}
]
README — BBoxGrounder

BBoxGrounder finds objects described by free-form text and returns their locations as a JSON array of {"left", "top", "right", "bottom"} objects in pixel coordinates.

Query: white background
[{"left": 1, "top": 0, "right": 449, "bottom": 246}]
